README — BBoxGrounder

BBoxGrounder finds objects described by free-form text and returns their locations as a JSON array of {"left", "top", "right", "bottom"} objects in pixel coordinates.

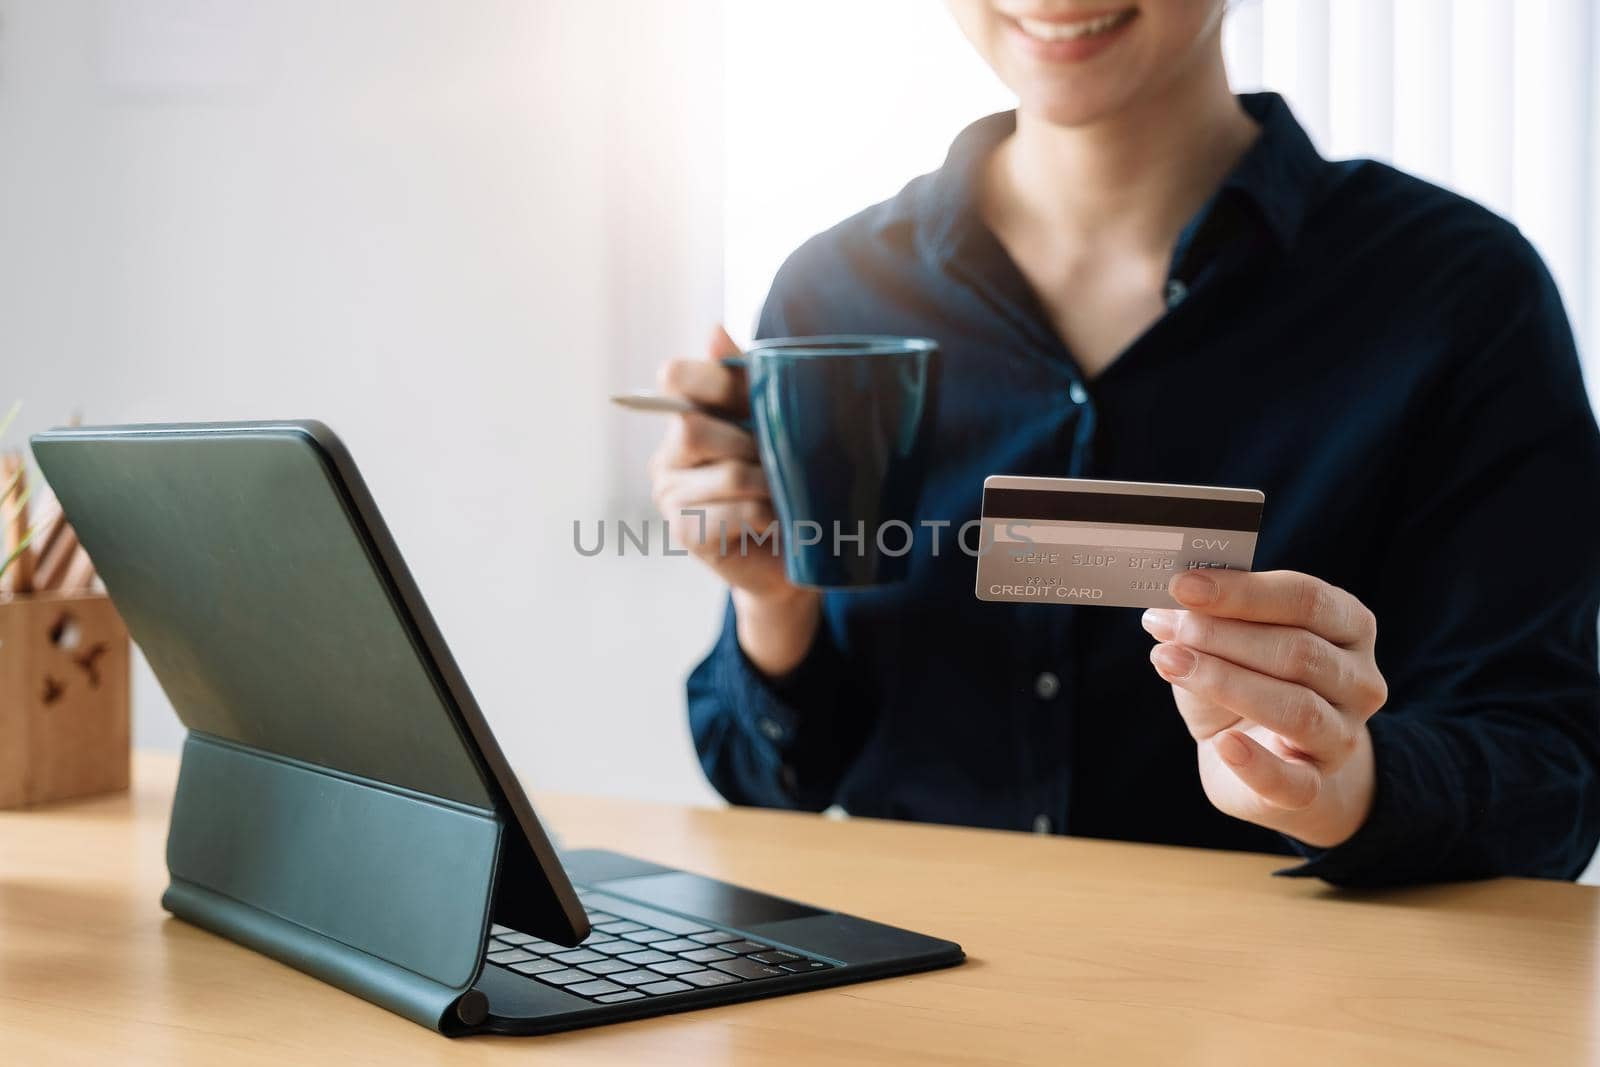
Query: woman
[{"left": 648, "top": 0, "right": 1600, "bottom": 885}]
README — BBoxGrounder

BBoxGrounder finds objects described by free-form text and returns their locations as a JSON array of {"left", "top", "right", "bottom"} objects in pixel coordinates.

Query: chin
[
  {"left": 950, "top": 0, "right": 1224, "bottom": 129},
  {"left": 1013, "top": 79, "right": 1139, "bottom": 127}
]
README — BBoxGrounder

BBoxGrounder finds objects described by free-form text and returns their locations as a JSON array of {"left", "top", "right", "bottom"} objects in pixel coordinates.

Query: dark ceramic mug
[{"left": 727, "top": 336, "right": 938, "bottom": 588}]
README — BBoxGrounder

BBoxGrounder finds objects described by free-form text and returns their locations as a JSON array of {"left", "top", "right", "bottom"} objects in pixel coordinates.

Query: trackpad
[{"left": 597, "top": 871, "right": 825, "bottom": 927}]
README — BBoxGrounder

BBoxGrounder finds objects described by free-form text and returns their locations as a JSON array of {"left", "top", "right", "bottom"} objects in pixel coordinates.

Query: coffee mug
[{"left": 729, "top": 336, "right": 938, "bottom": 588}]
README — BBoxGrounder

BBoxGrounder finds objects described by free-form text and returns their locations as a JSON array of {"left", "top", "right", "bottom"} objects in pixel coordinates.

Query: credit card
[{"left": 975, "top": 475, "right": 1265, "bottom": 609}]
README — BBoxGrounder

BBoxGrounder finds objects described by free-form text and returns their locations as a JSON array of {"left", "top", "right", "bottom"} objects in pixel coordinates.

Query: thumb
[{"left": 707, "top": 324, "right": 741, "bottom": 360}]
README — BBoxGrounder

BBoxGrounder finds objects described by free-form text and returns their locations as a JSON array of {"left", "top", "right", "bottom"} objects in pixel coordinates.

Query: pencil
[
  {"left": 36, "top": 525, "right": 78, "bottom": 592},
  {"left": 63, "top": 544, "right": 97, "bottom": 593},
  {"left": 1, "top": 453, "right": 33, "bottom": 594}
]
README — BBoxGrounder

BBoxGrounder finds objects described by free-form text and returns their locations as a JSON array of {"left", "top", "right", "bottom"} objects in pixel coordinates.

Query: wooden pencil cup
[{"left": 0, "top": 590, "right": 130, "bottom": 809}]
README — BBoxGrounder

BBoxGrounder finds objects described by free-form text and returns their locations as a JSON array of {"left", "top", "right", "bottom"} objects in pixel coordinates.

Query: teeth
[{"left": 1017, "top": 11, "right": 1130, "bottom": 42}]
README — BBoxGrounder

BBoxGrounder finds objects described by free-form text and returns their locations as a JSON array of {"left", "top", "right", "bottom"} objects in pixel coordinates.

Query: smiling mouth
[{"left": 1011, "top": 8, "right": 1138, "bottom": 43}]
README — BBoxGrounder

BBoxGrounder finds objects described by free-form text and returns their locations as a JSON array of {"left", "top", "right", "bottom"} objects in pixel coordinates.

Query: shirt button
[
  {"left": 1068, "top": 381, "right": 1088, "bottom": 405},
  {"left": 758, "top": 717, "right": 785, "bottom": 742},
  {"left": 1032, "top": 813, "right": 1053, "bottom": 834},
  {"left": 1165, "top": 279, "right": 1189, "bottom": 307},
  {"left": 1034, "top": 671, "right": 1061, "bottom": 700}
]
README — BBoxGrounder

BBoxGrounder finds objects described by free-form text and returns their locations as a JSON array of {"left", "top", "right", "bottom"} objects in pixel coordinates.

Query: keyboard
[{"left": 485, "top": 888, "right": 834, "bottom": 1005}]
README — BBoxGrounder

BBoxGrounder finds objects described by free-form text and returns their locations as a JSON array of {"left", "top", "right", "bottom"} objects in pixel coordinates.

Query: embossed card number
[{"left": 975, "top": 476, "right": 1265, "bottom": 610}]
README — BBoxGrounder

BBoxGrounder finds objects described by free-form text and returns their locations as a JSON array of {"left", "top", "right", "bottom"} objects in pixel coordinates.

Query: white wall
[{"left": 0, "top": 0, "right": 725, "bottom": 805}]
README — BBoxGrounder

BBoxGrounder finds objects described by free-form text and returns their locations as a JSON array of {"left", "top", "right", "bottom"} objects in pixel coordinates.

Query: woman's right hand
[{"left": 649, "top": 326, "right": 821, "bottom": 676}]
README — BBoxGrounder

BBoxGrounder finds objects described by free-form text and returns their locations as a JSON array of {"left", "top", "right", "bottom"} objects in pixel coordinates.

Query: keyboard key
[
  {"left": 568, "top": 979, "right": 625, "bottom": 998},
  {"left": 497, "top": 931, "right": 536, "bottom": 946},
  {"left": 487, "top": 949, "right": 537, "bottom": 965},
  {"left": 749, "top": 950, "right": 802, "bottom": 966},
  {"left": 779, "top": 960, "right": 831, "bottom": 973},
  {"left": 710, "top": 958, "right": 787, "bottom": 981},
  {"left": 579, "top": 959, "right": 635, "bottom": 976},
  {"left": 585, "top": 912, "right": 619, "bottom": 924},
  {"left": 639, "top": 980, "right": 692, "bottom": 996},
  {"left": 619, "top": 949, "right": 672, "bottom": 965},
  {"left": 651, "top": 938, "right": 704, "bottom": 953},
  {"left": 596, "top": 990, "right": 646, "bottom": 1003},
  {"left": 680, "top": 947, "right": 733, "bottom": 963},
  {"left": 595, "top": 921, "right": 645, "bottom": 935},
  {"left": 648, "top": 959, "right": 703, "bottom": 976},
  {"left": 508, "top": 958, "right": 567, "bottom": 976},
  {"left": 489, "top": 939, "right": 519, "bottom": 953},
  {"left": 535, "top": 968, "right": 592, "bottom": 987},
  {"left": 621, "top": 929, "right": 675, "bottom": 945},
  {"left": 579, "top": 893, "right": 712, "bottom": 936},
  {"left": 608, "top": 969, "right": 660, "bottom": 986},
  {"left": 689, "top": 931, "right": 741, "bottom": 945},
  {"left": 523, "top": 939, "right": 564, "bottom": 953},
  {"left": 592, "top": 941, "right": 637, "bottom": 957},
  {"left": 680, "top": 969, "right": 741, "bottom": 988},
  {"left": 490, "top": 924, "right": 515, "bottom": 937},
  {"left": 720, "top": 940, "right": 771, "bottom": 955},
  {"left": 551, "top": 949, "right": 604, "bottom": 965}
]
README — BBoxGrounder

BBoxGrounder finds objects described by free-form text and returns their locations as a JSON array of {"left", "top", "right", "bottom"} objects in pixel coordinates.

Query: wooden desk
[{"left": 3, "top": 753, "right": 1596, "bottom": 1066}]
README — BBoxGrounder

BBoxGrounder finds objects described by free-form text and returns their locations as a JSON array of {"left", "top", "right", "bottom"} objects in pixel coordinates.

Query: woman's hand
[
  {"left": 1140, "top": 569, "right": 1388, "bottom": 849},
  {"left": 649, "top": 326, "right": 820, "bottom": 676}
]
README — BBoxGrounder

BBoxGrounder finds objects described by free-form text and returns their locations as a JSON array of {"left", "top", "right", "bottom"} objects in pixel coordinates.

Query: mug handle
[
  {"left": 714, "top": 354, "right": 753, "bottom": 431},
  {"left": 609, "top": 355, "right": 753, "bottom": 430}
]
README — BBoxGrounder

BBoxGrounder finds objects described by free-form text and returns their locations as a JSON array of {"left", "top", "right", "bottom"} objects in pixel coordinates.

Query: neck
[{"left": 987, "top": 48, "right": 1258, "bottom": 255}]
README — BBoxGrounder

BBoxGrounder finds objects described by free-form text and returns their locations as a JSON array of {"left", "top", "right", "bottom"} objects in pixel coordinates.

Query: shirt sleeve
[
  {"left": 684, "top": 243, "right": 877, "bottom": 811},
  {"left": 1280, "top": 232, "right": 1600, "bottom": 887},
  {"left": 688, "top": 600, "right": 873, "bottom": 810}
]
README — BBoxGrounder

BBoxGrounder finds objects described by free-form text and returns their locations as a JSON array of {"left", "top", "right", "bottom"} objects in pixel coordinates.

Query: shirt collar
[{"left": 894, "top": 92, "right": 1327, "bottom": 265}]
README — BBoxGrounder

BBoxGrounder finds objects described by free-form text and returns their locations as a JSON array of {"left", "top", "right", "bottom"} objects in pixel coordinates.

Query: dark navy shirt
[{"left": 687, "top": 93, "right": 1600, "bottom": 886}]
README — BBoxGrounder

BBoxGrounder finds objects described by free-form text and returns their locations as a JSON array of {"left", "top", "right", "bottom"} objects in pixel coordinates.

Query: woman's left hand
[{"left": 1140, "top": 569, "right": 1388, "bottom": 849}]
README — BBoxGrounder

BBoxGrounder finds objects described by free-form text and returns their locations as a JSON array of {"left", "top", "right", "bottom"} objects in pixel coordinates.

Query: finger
[
  {"left": 655, "top": 459, "right": 769, "bottom": 511},
  {"left": 1169, "top": 685, "right": 1241, "bottom": 743},
  {"left": 651, "top": 413, "right": 759, "bottom": 470},
  {"left": 656, "top": 357, "right": 747, "bottom": 413},
  {"left": 1168, "top": 569, "right": 1376, "bottom": 648},
  {"left": 707, "top": 323, "right": 741, "bottom": 359},
  {"left": 666, "top": 499, "right": 779, "bottom": 554},
  {"left": 1142, "top": 609, "right": 1383, "bottom": 714},
  {"left": 1150, "top": 643, "right": 1356, "bottom": 762},
  {"left": 1211, "top": 730, "right": 1321, "bottom": 811}
]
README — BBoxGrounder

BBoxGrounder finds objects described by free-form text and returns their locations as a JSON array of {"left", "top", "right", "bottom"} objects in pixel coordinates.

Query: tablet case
[
  {"left": 33, "top": 422, "right": 589, "bottom": 1034},
  {"left": 164, "top": 734, "right": 503, "bottom": 1031}
]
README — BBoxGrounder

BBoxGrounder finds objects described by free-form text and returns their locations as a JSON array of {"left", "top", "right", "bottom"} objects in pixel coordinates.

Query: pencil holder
[{"left": 0, "top": 590, "right": 130, "bottom": 808}]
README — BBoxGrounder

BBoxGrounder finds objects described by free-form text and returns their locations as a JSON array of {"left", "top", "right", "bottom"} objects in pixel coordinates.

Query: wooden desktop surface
[{"left": 3, "top": 753, "right": 1595, "bottom": 1066}]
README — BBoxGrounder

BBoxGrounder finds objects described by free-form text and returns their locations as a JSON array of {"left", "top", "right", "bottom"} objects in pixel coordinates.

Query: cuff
[
  {"left": 711, "top": 599, "right": 846, "bottom": 800},
  {"left": 1273, "top": 713, "right": 1459, "bottom": 887}
]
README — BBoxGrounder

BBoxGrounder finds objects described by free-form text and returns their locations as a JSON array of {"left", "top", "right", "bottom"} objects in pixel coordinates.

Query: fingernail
[
  {"left": 1171, "top": 571, "right": 1217, "bottom": 605},
  {"left": 1216, "top": 731, "right": 1251, "bottom": 766},
  {"left": 1141, "top": 608, "right": 1177, "bottom": 640},
  {"left": 1150, "top": 643, "right": 1197, "bottom": 678}
]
